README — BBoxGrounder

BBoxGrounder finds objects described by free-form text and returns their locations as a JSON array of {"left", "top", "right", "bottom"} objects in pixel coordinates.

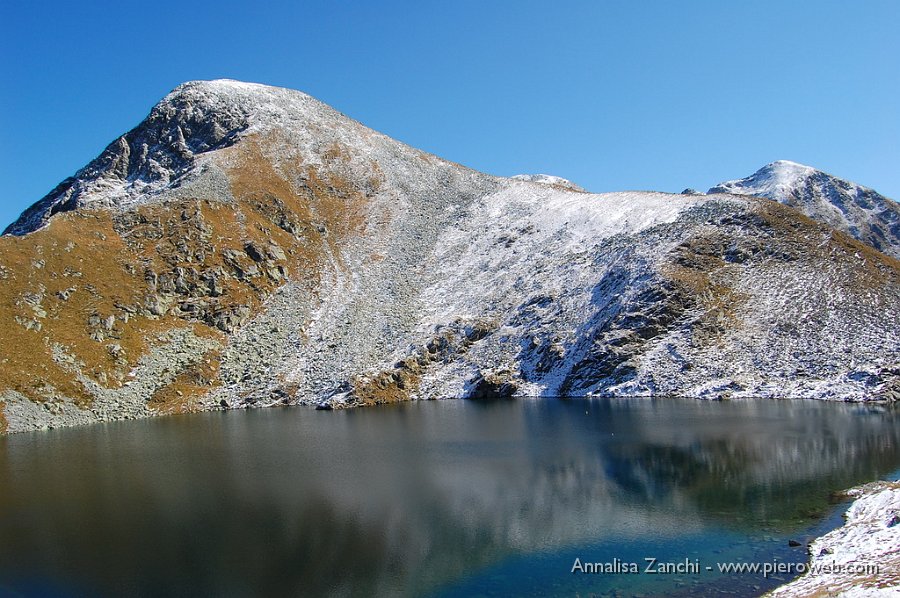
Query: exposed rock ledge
[{"left": 768, "top": 480, "right": 900, "bottom": 597}]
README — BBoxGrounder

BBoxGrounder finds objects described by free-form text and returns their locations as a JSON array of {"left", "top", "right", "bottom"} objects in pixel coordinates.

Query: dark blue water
[{"left": 1, "top": 398, "right": 898, "bottom": 597}]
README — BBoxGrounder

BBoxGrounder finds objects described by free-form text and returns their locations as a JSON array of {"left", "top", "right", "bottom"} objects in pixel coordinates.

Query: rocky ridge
[{"left": 1, "top": 80, "right": 898, "bottom": 434}]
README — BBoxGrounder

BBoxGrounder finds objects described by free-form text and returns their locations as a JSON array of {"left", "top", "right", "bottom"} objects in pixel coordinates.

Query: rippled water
[{"left": 1, "top": 398, "right": 898, "bottom": 597}]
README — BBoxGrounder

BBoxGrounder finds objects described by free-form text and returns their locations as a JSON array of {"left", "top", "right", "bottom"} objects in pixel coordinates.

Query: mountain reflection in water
[{"left": 1, "top": 398, "right": 898, "bottom": 597}]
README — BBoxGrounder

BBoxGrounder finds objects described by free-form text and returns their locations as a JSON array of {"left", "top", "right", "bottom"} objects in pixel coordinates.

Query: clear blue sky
[{"left": 2, "top": 1, "right": 898, "bottom": 229}]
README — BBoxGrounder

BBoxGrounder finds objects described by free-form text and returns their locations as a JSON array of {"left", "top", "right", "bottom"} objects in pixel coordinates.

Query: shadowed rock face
[
  {"left": 1, "top": 81, "right": 898, "bottom": 434},
  {"left": 709, "top": 160, "right": 900, "bottom": 259},
  {"left": 3, "top": 81, "right": 255, "bottom": 237}
]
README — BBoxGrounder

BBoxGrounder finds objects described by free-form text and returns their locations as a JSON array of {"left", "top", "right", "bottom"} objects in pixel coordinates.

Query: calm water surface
[{"left": 1, "top": 398, "right": 899, "bottom": 597}]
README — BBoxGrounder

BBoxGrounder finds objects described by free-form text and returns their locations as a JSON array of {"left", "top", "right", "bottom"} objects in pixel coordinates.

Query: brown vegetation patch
[
  {"left": 117, "top": 196, "right": 290, "bottom": 331},
  {"left": 349, "top": 318, "right": 498, "bottom": 405},
  {"left": 0, "top": 211, "right": 185, "bottom": 406},
  {"left": 663, "top": 199, "right": 900, "bottom": 346},
  {"left": 0, "top": 402, "right": 7, "bottom": 434},
  {"left": 221, "top": 134, "right": 372, "bottom": 267},
  {"left": 751, "top": 198, "right": 899, "bottom": 286},
  {"left": 0, "top": 142, "right": 323, "bottom": 414},
  {"left": 351, "top": 367, "right": 421, "bottom": 406},
  {"left": 663, "top": 235, "right": 749, "bottom": 343},
  {"left": 300, "top": 164, "right": 369, "bottom": 240},
  {"left": 321, "top": 141, "right": 351, "bottom": 163},
  {"left": 0, "top": 133, "right": 381, "bottom": 428}
]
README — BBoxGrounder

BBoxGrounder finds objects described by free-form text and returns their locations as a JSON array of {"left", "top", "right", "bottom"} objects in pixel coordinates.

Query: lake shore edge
[
  {"left": 3, "top": 393, "right": 898, "bottom": 436},
  {"left": 767, "top": 479, "right": 900, "bottom": 597}
]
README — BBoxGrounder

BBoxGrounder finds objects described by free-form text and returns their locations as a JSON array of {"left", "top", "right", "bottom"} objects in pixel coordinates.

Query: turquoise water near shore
[{"left": 1, "top": 398, "right": 898, "bottom": 597}]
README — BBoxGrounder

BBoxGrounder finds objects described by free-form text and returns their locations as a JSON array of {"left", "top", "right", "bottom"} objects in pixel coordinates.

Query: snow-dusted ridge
[
  {"left": 5, "top": 80, "right": 257, "bottom": 235},
  {"left": 710, "top": 160, "right": 900, "bottom": 259},
  {"left": 0, "top": 80, "right": 898, "bottom": 437},
  {"left": 713, "top": 160, "right": 817, "bottom": 198},
  {"left": 510, "top": 173, "right": 586, "bottom": 192}
]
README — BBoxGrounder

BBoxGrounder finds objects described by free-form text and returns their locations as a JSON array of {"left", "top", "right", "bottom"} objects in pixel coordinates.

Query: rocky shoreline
[
  {"left": 768, "top": 479, "right": 900, "bottom": 597},
  {"left": 3, "top": 391, "right": 899, "bottom": 436}
]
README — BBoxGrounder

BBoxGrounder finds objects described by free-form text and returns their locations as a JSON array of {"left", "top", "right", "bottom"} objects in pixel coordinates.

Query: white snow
[
  {"left": 510, "top": 173, "right": 586, "bottom": 192},
  {"left": 768, "top": 481, "right": 900, "bottom": 597},
  {"left": 715, "top": 160, "right": 817, "bottom": 198},
  {"left": 422, "top": 186, "right": 705, "bottom": 317}
]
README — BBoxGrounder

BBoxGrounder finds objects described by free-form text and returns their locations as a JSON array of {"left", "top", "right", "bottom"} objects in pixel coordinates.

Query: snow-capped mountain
[
  {"left": 1, "top": 81, "right": 897, "bottom": 434},
  {"left": 709, "top": 160, "right": 900, "bottom": 259},
  {"left": 4, "top": 79, "right": 495, "bottom": 236}
]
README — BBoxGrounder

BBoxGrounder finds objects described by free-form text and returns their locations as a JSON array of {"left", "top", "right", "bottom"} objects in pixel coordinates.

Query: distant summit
[
  {"left": 710, "top": 161, "right": 900, "bottom": 259},
  {"left": 510, "top": 174, "right": 586, "bottom": 193}
]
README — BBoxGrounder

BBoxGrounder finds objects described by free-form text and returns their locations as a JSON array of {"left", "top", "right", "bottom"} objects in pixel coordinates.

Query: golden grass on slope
[
  {"left": 219, "top": 134, "right": 370, "bottom": 269},
  {"left": 662, "top": 240, "right": 749, "bottom": 344},
  {"left": 662, "top": 198, "right": 899, "bottom": 348},
  {"left": 0, "top": 196, "right": 280, "bottom": 414},
  {"left": 351, "top": 367, "right": 421, "bottom": 406},
  {"left": 0, "top": 211, "right": 179, "bottom": 406},
  {"left": 301, "top": 164, "right": 369, "bottom": 240},
  {"left": 0, "top": 133, "right": 377, "bottom": 422},
  {"left": 751, "top": 198, "right": 900, "bottom": 286},
  {"left": 321, "top": 141, "right": 351, "bottom": 163}
]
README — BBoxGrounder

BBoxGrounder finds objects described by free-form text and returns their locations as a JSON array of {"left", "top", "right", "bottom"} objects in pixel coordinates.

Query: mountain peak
[
  {"left": 709, "top": 161, "right": 899, "bottom": 258},
  {"left": 3, "top": 80, "right": 340, "bottom": 236},
  {"left": 763, "top": 159, "right": 817, "bottom": 178},
  {"left": 175, "top": 78, "right": 271, "bottom": 91},
  {"left": 768, "top": 159, "right": 814, "bottom": 169},
  {"left": 711, "top": 160, "right": 818, "bottom": 198},
  {"left": 160, "top": 79, "right": 314, "bottom": 112}
]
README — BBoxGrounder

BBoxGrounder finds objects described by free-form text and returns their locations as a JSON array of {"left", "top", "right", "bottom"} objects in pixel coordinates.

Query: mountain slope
[
  {"left": 1, "top": 81, "right": 898, "bottom": 434},
  {"left": 709, "top": 160, "right": 900, "bottom": 258}
]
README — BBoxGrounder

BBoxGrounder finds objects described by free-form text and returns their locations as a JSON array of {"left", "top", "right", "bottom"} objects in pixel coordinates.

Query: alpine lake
[{"left": 2, "top": 397, "right": 899, "bottom": 597}]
